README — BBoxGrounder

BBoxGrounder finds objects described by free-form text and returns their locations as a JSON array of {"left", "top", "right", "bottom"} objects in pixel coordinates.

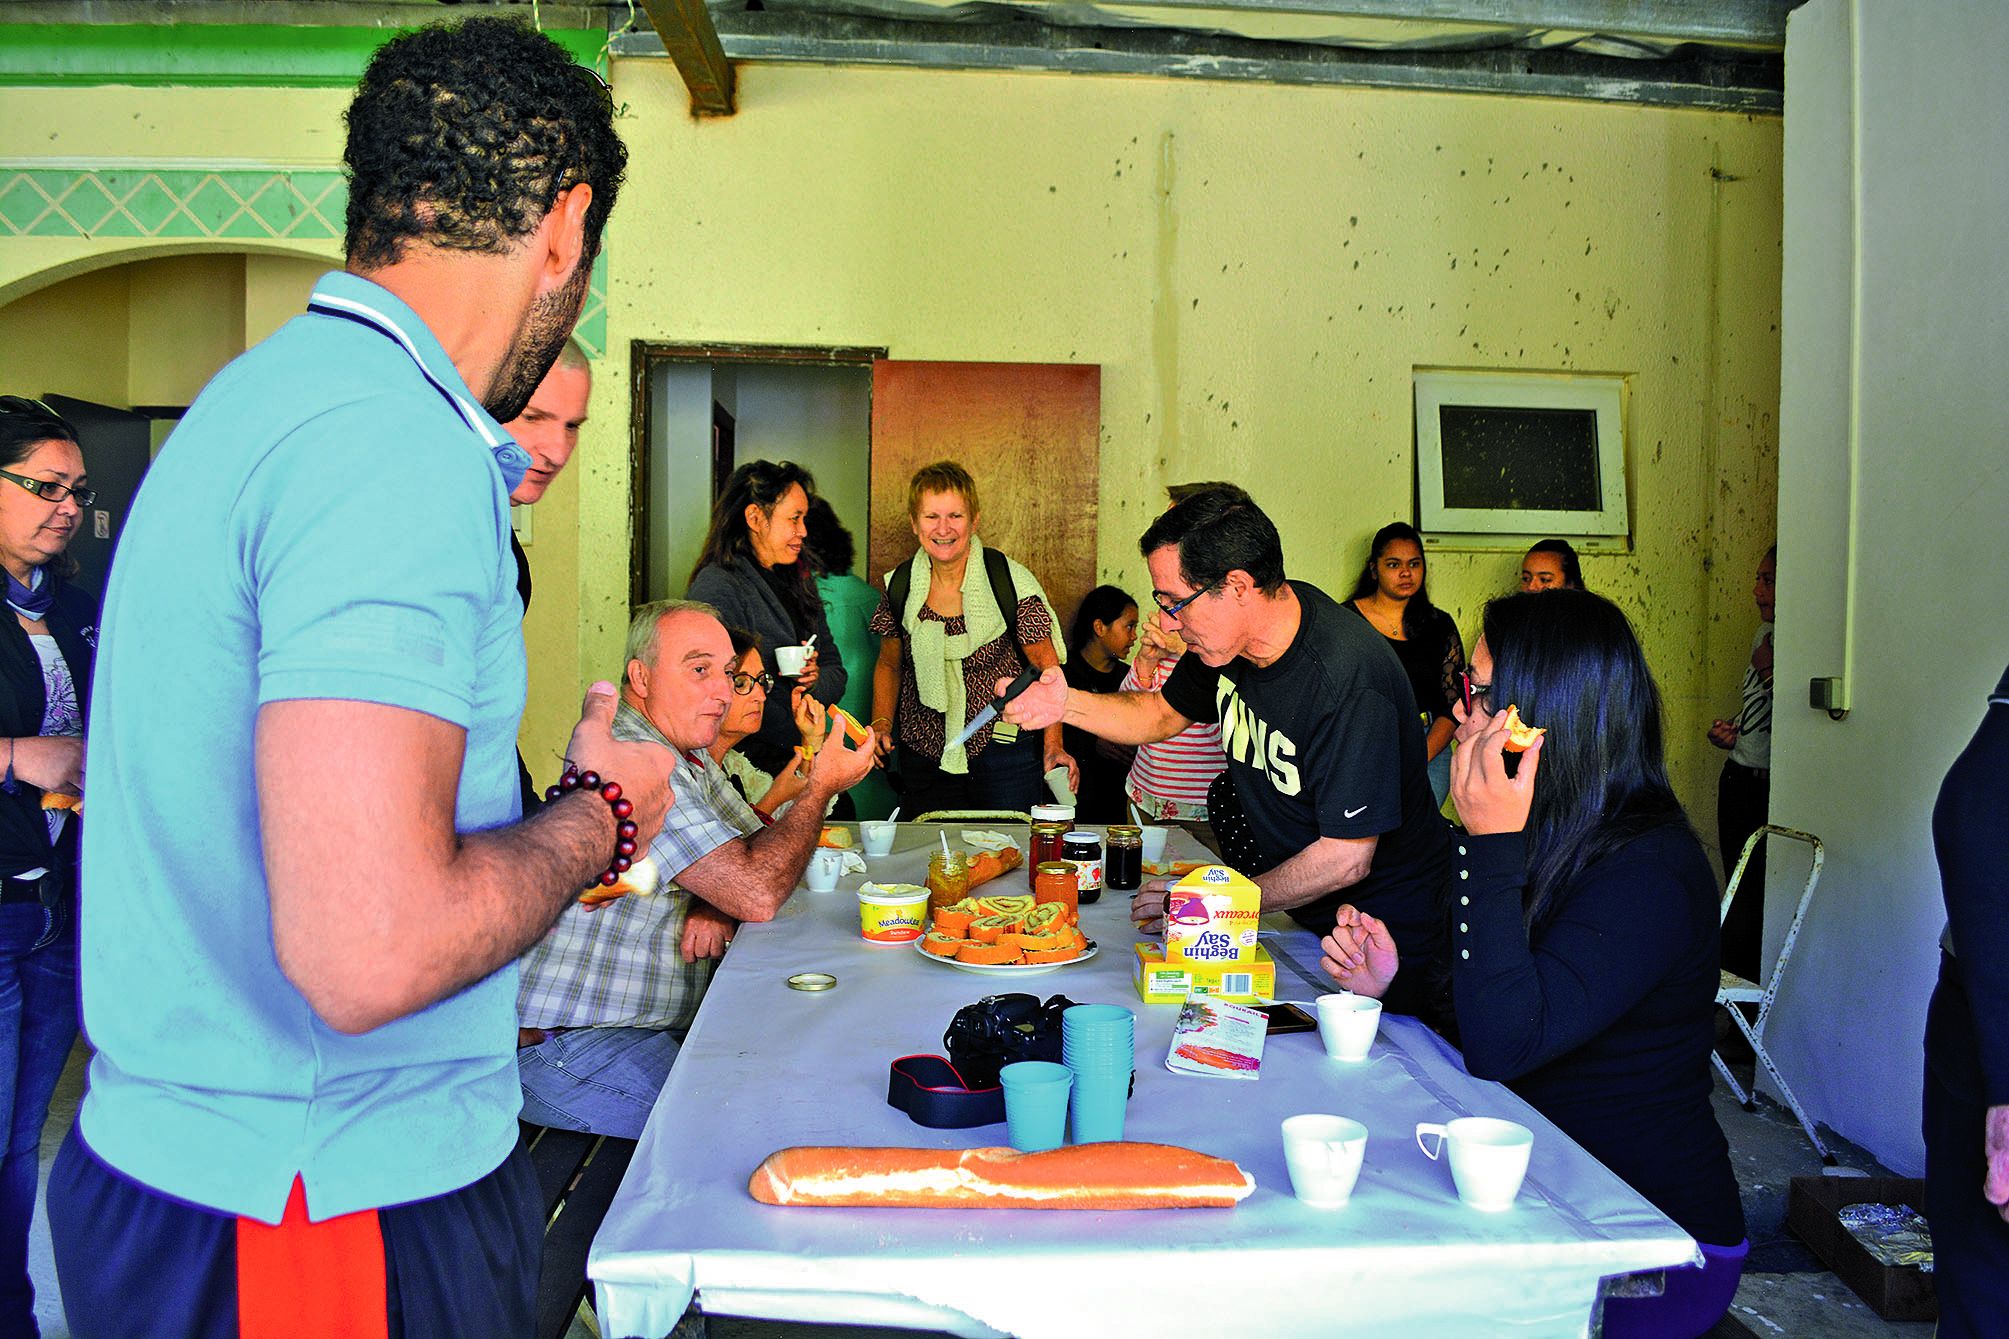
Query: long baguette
[{"left": 748, "top": 1142, "right": 1254, "bottom": 1210}]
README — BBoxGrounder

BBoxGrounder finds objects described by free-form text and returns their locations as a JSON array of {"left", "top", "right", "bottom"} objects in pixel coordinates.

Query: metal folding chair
[
  {"left": 1714, "top": 823, "right": 1833, "bottom": 1163},
  {"left": 912, "top": 809, "right": 1031, "bottom": 824}
]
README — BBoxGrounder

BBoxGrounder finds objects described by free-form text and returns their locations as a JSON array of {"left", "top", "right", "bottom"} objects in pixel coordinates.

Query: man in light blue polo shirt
[{"left": 47, "top": 21, "right": 661, "bottom": 1339}]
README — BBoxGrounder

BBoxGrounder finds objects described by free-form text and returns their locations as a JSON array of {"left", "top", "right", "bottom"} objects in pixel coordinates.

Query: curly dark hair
[{"left": 344, "top": 17, "right": 627, "bottom": 270}]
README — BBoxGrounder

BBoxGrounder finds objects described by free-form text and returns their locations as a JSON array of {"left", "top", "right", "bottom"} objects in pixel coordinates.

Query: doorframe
[{"left": 628, "top": 340, "right": 886, "bottom": 607}]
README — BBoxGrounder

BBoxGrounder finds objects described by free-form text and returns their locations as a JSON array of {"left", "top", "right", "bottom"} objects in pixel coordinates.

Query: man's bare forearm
[
  {"left": 1061, "top": 688, "right": 1189, "bottom": 747},
  {"left": 680, "top": 777, "right": 830, "bottom": 922},
  {"left": 273, "top": 788, "right": 617, "bottom": 1035},
  {"left": 1254, "top": 836, "right": 1378, "bottom": 913}
]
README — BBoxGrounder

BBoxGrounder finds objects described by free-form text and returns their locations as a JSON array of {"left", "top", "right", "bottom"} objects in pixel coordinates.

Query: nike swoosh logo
[{"left": 1344, "top": 805, "right": 1367, "bottom": 818}]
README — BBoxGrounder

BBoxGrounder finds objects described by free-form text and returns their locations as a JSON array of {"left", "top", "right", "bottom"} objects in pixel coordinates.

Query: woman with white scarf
[{"left": 869, "top": 461, "right": 1076, "bottom": 816}]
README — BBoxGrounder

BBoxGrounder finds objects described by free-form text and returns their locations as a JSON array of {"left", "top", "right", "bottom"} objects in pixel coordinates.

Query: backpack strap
[{"left": 984, "top": 546, "right": 1020, "bottom": 651}]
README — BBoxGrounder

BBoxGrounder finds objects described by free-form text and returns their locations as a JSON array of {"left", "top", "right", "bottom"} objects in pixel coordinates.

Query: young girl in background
[{"left": 1061, "top": 585, "right": 1139, "bottom": 822}]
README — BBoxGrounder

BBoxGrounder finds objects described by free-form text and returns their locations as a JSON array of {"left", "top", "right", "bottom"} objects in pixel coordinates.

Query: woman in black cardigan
[
  {"left": 1322, "top": 590, "right": 1746, "bottom": 1339},
  {"left": 685, "top": 461, "right": 845, "bottom": 776},
  {"left": 0, "top": 395, "right": 95, "bottom": 1335}
]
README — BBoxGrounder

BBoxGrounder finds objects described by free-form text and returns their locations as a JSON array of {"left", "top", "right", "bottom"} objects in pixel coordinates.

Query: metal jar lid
[
  {"left": 1106, "top": 824, "right": 1143, "bottom": 845},
  {"left": 786, "top": 972, "right": 838, "bottom": 992}
]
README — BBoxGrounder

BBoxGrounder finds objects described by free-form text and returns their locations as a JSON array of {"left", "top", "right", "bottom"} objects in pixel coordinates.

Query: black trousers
[
  {"left": 49, "top": 1127, "right": 542, "bottom": 1339},
  {"left": 1717, "top": 759, "right": 1770, "bottom": 982},
  {"left": 1923, "top": 953, "right": 2009, "bottom": 1338},
  {"left": 895, "top": 733, "right": 1044, "bottom": 817}
]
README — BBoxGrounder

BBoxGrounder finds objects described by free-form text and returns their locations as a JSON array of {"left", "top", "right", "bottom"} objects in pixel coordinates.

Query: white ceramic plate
[{"left": 912, "top": 937, "right": 1100, "bottom": 977}]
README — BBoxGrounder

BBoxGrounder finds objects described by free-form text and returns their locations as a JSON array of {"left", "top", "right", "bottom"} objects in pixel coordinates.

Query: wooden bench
[{"left": 523, "top": 1122, "right": 639, "bottom": 1339}]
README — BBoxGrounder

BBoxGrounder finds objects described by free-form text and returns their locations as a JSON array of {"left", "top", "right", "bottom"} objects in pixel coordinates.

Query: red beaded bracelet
[{"left": 545, "top": 764, "right": 640, "bottom": 889}]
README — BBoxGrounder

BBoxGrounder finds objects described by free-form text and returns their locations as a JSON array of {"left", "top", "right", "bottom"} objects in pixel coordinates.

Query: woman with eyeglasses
[
  {"left": 0, "top": 394, "right": 96, "bottom": 1334},
  {"left": 868, "top": 461, "right": 1074, "bottom": 817},
  {"left": 1346, "top": 522, "right": 1465, "bottom": 807},
  {"left": 710, "top": 626, "right": 836, "bottom": 822},
  {"left": 687, "top": 461, "right": 846, "bottom": 780},
  {"left": 1321, "top": 589, "right": 1747, "bottom": 1338}
]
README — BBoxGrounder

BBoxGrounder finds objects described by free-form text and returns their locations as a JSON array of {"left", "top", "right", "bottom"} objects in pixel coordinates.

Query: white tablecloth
[{"left": 590, "top": 825, "right": 1697, "bottom": 1339}]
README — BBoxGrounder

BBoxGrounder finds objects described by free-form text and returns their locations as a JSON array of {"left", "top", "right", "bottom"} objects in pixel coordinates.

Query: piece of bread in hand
[
  {"left": 41, "top": 792, "right": 81, "bottom": 812},
  {"left": 1501, "top": 704, "right": 1546, "bottom": 752},
  {"left": 748, "top": 1142, "right": 1255, "bottom": 1210}
]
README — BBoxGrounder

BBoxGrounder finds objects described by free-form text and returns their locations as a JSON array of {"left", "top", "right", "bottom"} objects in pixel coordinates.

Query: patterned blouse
[{"left": 869, "top": 593, "right": 1054, "bottom": 762}]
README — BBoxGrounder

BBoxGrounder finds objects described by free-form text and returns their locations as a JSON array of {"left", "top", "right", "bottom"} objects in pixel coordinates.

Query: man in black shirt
[
  {"left": 1924, "top": 665, "right": 2009, "bottom": 1337},
  {"left": 1004, "top": 490, "right": 1451, "bottom": 1018}
]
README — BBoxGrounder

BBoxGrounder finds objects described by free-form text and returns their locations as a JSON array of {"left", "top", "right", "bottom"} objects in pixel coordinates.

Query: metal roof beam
[
  {"left": 612, "top": 12, "right": 1782, "bottom": 113},
  {"left": 637, "top": 0, "right": 736, "bottom": 114}
]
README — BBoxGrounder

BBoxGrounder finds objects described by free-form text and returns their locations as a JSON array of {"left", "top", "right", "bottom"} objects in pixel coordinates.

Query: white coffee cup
[
  {"left": 805, "top": 847, "right": 846, "bottom": 893},
  {"left": 1315, "top": 992, "right": 1382, "bottom": 1062},
  {"left": 1414, "top": 1117, "right": 1534, "bottom": 1212},
  {"left": 1139, "top": 825, "right": 1169, "bottom": 864},
  {"left": 774, "top": 644, "right": 810, "bottom": 677},
  {"left": 1281, "top": 1114, "right": 1368, "bottom": 1208},
  {"left": 859, "top": 821, "right": 897, "bottom": 857}
]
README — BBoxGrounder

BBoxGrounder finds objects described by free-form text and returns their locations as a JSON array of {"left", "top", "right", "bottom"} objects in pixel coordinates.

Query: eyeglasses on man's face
[
  {"left": 1152, "top": 582, "right": 1220, "bottom": 621},
  {"left": 728, "top": 669, "right": 776, "bottom": 696},
  {"left": 0, "top": 467, "right": 95, "bottom": 508}
]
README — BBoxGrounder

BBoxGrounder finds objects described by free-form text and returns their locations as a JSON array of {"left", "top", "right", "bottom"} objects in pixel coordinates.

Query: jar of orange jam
[
  {"left": 927, "top": 848, "right": 969, "bottom": 915},
  {"left": 1032, "top": 861, "right": 1078, "bottom": 926}
]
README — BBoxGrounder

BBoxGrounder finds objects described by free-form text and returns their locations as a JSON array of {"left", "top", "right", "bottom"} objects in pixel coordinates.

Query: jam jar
[{"left": 1061, "top": 831, "right": 1104, "bottom": 904}]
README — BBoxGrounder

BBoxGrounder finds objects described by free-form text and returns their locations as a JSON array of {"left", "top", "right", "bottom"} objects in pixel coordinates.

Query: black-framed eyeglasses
[
  {"left": 1152, "top": 582, "right": 1220, "bottom": 620},
  {"left": 0, "top": 467, "right": 94, "bottom": 508},
  {"left": 1461, "top": 671, "right": 1492, "bottom": 715},
  {"left": 728, "top": 669, "right": 776, "bottom": 696}
]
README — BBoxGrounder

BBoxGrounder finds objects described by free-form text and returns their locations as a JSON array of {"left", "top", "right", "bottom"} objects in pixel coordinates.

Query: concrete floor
[{"left": 28, "top": 1046, "right": 1939, "bottom": 1339}]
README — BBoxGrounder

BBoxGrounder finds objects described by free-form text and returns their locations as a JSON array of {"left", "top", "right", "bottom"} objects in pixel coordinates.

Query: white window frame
[{"left": 1414, "top": 369, "right": 1630, "bottom": 544}]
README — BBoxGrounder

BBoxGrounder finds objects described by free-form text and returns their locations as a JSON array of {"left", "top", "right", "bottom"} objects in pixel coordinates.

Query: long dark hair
[
  {"left": 1481, "top": 589, "right": 1686, "bottom": 926},
  {"left": 691, "top": 460, "right": 820, "bottom": 626},
  {"left": 1069, "top": 584, "right": 1137, "bottom": 655},
  {"left": 1348, "top": 522, "right": 1444, "bottom": 641}
]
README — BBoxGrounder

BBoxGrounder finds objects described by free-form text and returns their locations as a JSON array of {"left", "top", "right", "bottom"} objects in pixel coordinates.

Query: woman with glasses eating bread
[
  {"left": 0, "top": 394, "right": 96, "bottom": 1334},
  {"left": 1320, "top": 589, "right": 1747, "bottom": 1338},
  {"left": 710, "top": 625, "right": 842, "bottom": 821}
]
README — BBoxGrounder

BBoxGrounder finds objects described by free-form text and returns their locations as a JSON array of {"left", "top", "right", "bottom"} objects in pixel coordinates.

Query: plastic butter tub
[{"left": 857, "top": 883, "right": 930, "bottom": 944}]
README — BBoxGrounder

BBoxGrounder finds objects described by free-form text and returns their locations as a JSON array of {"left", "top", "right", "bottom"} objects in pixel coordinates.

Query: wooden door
[{"left": 868, "top": 361, "right": 1100, "bottom": 633}]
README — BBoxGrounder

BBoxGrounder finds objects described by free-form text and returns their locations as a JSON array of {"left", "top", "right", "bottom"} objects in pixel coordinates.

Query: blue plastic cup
[
  {"left": 999, "top": 1061, "right": 1072, "bottom": 1153},
  {"left": 1068, "top": 1068, "right": 1130, "bottom": 1143},
  {"left": 1063, "top": 1004, "right": 1135, "bottom": 1059}
]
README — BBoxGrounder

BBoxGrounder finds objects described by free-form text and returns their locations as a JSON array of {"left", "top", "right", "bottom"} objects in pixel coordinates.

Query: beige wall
[
  {"left": 1767, "top": 0, "right": 2009, "bottom": 1172},
  {"left": 1, "top": 73, "right": 1785, "bottom": 831},
  {"left": 568, "top": 60, "right": 1782, "bottom": 828}
]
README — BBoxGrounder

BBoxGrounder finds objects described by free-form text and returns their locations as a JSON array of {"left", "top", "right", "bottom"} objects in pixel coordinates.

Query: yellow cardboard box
[
  {"left": 1134, "top": 942, "right": 1275, "bottom": 1005},
  {"left": 1164, "top": 864, "right": 1263, "bottom": 966}
]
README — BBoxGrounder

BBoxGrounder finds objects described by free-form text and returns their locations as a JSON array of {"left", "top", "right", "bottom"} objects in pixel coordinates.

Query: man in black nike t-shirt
[{"left": 1005, "top": 489, "right": 1451, "bottom": 1020}]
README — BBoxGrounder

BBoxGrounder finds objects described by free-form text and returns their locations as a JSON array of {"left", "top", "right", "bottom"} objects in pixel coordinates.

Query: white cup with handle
[
  {"left": 1281, "top": 1115, "right": 1369, "bottom": 1208},
  {"left": 1414, "top": 1117, "right": 1534, "bottom": 1211},
  {"left": 805, "top": 847, "right": 846, "bottom": 893},
  {"left": 774, "top": 644, "right": 810, "bottom": 677}
]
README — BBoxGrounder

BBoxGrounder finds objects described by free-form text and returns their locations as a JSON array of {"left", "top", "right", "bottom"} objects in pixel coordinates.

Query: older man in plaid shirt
[{"left": 515, "top": 599, "right": 877, "bottom": 1137}]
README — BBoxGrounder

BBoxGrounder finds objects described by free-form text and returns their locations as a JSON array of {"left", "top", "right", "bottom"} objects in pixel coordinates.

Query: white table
[{"left": 589, "top": 824, "right": 1696, "bottom": 1339}]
